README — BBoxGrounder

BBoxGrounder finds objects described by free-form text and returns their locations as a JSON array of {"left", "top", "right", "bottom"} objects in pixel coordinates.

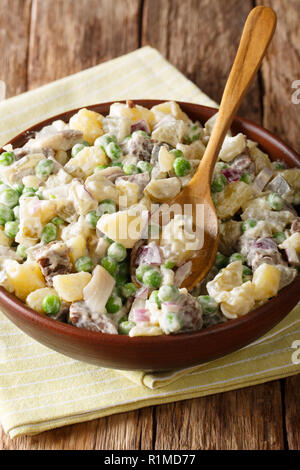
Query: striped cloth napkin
[{"left": 0, "top": 46, "right": 299, "bottom": 438}]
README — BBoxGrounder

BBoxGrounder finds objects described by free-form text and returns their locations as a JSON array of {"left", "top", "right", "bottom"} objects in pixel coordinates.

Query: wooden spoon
[{"left": 131, "top": 5, "right": 277, "bottom": 290}]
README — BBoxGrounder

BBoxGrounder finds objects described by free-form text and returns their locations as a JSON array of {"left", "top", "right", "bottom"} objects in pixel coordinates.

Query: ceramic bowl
[{"left": 0, "top": 100, "right": 299, "bottom": 370}]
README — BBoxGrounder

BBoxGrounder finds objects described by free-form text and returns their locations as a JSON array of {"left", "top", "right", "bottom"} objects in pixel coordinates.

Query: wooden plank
[
  {"left": 142, "top": 0, "right": 262, "bottom": 122},
  {"left": 27, "top": 0, "right": 142, "bottom": 89},
  {"left": 0, "top": 0, "right": 32, "bottom": 98},
  {"left": 259, "top": 0, "right": 300, "bottom": 153},
  {"left": 154, "top": 383, "right": 285, "bottom": 450},
  {"left": 284, "top": 375, "right": 300, "bottom": 450},
  {"left": 0, "top": 408, "right": 154, "bottom": 450}
]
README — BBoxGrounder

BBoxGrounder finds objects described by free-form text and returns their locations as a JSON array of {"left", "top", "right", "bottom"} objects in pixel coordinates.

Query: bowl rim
[{"left": 0, "top": 99, "right": 299, "bottom": 348}]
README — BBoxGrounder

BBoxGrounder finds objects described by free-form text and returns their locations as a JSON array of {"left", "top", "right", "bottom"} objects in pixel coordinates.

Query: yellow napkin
[{"left": 0, "top": 46, "right": 299, "bottom": 438}]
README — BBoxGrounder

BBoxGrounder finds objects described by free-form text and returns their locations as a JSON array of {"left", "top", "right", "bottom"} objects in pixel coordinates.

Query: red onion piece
[
  {"left": 135, "top": 243, "right": 162, "bottom": 266},
  {"left": 161, "top": 302, "right": 180, "bottom": 313},
  {"left": 174, "top": 261, "right": 192, "bottom": 287},
  {"left": 131, "top": 120, "right": 150, "bottom": 135},
  {"left": 222, "top": 167, "right": 243, "bottom": 183},
  {"left": 133, "top": 308, "right": 150, "bottom": 322},
  {"left": 134, "top": 286, "right": 149, "bottom": 300}
]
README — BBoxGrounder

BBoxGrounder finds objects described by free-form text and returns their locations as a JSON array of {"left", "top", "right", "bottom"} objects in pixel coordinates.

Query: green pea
[
  {"left": 267, "top": 192, "right": 284, "bottom": 211},
  {"left": 121, "top": 282, "right": 137, "bottom": 299},
  {"left": 272, "top": 161, "right": 286, "bottom": 170},
  {"left": 97, "top": 199, "right": 117, "bottom": 216},
  {"left": 42, "top": 294, "right": 61, "bottom": 316},
  {"left": 23, "top": 187, "right": 37, "bottom": 194},
  {"left": 214, "top": 252, "right": 228, "bottom": 270},
  {"left": 170, "top": 149, "right": 184, "bottom": 159},
  {"left": 215, "top": 162, "right": 228, "bottom": 171},
  {"left": 211, "top": 174, "right": 227, "bottom": 193},
  {"left": 229, "top": 252, "right": 246, "bottom": 264},
  {"left": 273, "top": 231, "right": 286, "bottom": 245},
  {"left": 105, "top": 236, "right": 114, "bottom": 245},
  {"left": 0, "top": 188, "right": 19, "bottom": 208},
  {"left": 142, "top": 268, "right": 162, "bottom": 289},
  {"left": 240, "top": 172, "right": 252, "bottom": 184},
  {"left": 85, "top": 210, "right": 100, "bottom": 229},
  {"left": 107, "top": 242, "right": 127, "bottom": 263},
  {"left": 0, "top": 204, "right": 14, "bottom": 226},
  {"left": 41, "top": 223, "right": 57, "bottom": 244},
  {"left": 4, "top": 220, "right": 19, "bottom": 238},
  {"left": 75, "top": 256, "right": 93, "bottom": 273},
  {"left": 110, "top": 161, "right": 123, "bottom": 168},
  {"left": 71, "top": 142, "right": 89, "bottom": 158},
  {"left": 173, "top": 157, "right": 191, "bottom": 177},
  {"left": 137, "top": 161, "right": 152, "bottom": 173},
  {"left": 158, "top": 285, "right": 179, "bottom": 302},
  {"left": 241, "top": 219, "right": 257, "bottom": 233},
  {"left": 100, "top": 256, "right": 118, "bottom": 276},
  {"left": 106, "top": 295, "right": 122, "bottom": 314},
  {"left": 117, "top": 261, "right": 130, "bottom": 279},
  {"left": 94, "top": 134, "right": 117, "bottom": 151},
  {"left": 123, "top": 163, "right": 139, "bottom": 175},
  {"left": 149, "top": 290, "right": 161, "bottom": 309},
  {"left": 35, "top": 159, "right": 54, "bottom": 178},
  {"left": 197, "top": 295, "right": 218, "bottom": 314},
  {"left": 184, "top": 124, "right": 201, "bottom": 143},
  {"left": 136, "top": 264, "right": 152, "bottom": 282},
  {"left": 16, "top": 244, "right": 27, "bottom": 260},
  {"left": 162, "top": 261, "right": 175, "bottom": 269},
  {"left": 0, "top": 151, "right": 15, "bottom": 166},
  {"left": 94, "top": 164, "right": 109, "bottom": 173},
  {"left": 13, "top": 206, "right": 19, "bottom": 221},
  {"left": 13, "top": 183, "right": 24, "bottom": 195},
  {"left": 51, "top": 216, "right": 64, "bottom": 226},
  {"left": 118, "top": 320, "right": 136, "bottom": 335},
  {"left": 242, "top": 265, "right": 253, "bottom": 282},
  {"left": 106, "top": 142, "right": 122, "bottom": 161}
]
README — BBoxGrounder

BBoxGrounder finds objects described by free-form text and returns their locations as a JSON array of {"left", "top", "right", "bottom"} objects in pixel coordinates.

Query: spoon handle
[{"left": 196, "top": 6, "right": 277, "bottom": 185}]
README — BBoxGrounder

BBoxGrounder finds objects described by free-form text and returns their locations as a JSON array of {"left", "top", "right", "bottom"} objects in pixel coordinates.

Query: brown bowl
[{"left": 0, "top": 100, "right": 299, "bottom": 371}]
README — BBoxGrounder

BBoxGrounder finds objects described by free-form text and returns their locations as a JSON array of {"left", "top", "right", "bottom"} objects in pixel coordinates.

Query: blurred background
[{"left": 1, "top": 0, "right": 299, "bottom": 153}]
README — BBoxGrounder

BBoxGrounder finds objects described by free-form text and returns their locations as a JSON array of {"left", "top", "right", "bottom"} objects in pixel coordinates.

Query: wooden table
[{"left": 0, "top": 0, "right": 299, "bottom": 450}]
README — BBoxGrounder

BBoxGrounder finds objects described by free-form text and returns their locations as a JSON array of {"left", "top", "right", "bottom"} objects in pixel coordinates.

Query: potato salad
[{"left": 0, "top": 101, "right": 299, "bottom": 337}]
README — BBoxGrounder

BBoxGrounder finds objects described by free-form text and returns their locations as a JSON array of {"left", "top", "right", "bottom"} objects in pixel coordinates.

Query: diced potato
[
  {"left": 97, "top": 207, "right": 148, "bottom": 249},
  {"left": 144, "top": 177, "right": 181, "bottom": 203},
  {"left": 65, "top": 146, "right": 108, "bottom": 178},
  {"left": 22, "top": 175, "right": 41, "bottom": 189},
  {"left": 102, "top": 116, "right": 131, "bottom": 142},
  {"left": 158, "top": 146, "right": 174, "bottom": 172},
  {"left": 218, "top": 133, "right": 246, "bottom": 162},
  {"left": 53, "top": 272, "right": 92, "bottom": 302},
  {"left": 206, "top": 261, "right": 243, "bottom": 303},
  {"left": 6, "top": 261, "right": 46, "bottom": 301},
  {"left": 252, "top": 263, "right": 280, "bottom": 301},
  {"left": 115, "top": 180, "right": 139, "bottom": 208},
  {"left": 26, "top": 287, "right": 58, "bottom": 314},
  {"left": 83, "top": 265, "right": 115, "bottom": 315},
  {"left": 152, "top": 119, "right": 187, "bottom": 147},
  {"left": 176, "top": 140, "right": 206, "bottom": 160},
  {"left": 215, "top": 181, "right": 253, "bottom": 220},
  {"left": 280, "top": 169, "right": 300, "bottom": 191},
  {"left": 55, "top": 150, "right": 69, "bottom": 166},
  {"left": 151, "top": 101, "right": 191, "bottom": 126},
  {"left": 220, "top": 281, "right": 255, "bottom": 319},
  {"left": 69, "top": 180, "right": 98, "bottom": 216},
  {"left": 109, "top": 102, "right": 155, "bottom": 129},
  {"left": 85, "top": 174, "right": 120, "bottom": 204},
  {"left": 66, "top": 235, "right": 87, "bottom": 264},
  {"left": 69, "top": 108, "right": 104, "bottom": 145},
  {"left": 279, "top": 232, "right": 300, "bottom": 253},
  {"left": 129, "top": 325, "right": 163, "bottom": 337},
  {"left": 249, "top": 145, "right": 272, "bottom": 173}
]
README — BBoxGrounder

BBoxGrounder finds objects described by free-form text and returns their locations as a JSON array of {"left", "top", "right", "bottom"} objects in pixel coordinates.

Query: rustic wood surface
[{"left": 0, "top": 0, "right": 299, "bottom": 450}]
